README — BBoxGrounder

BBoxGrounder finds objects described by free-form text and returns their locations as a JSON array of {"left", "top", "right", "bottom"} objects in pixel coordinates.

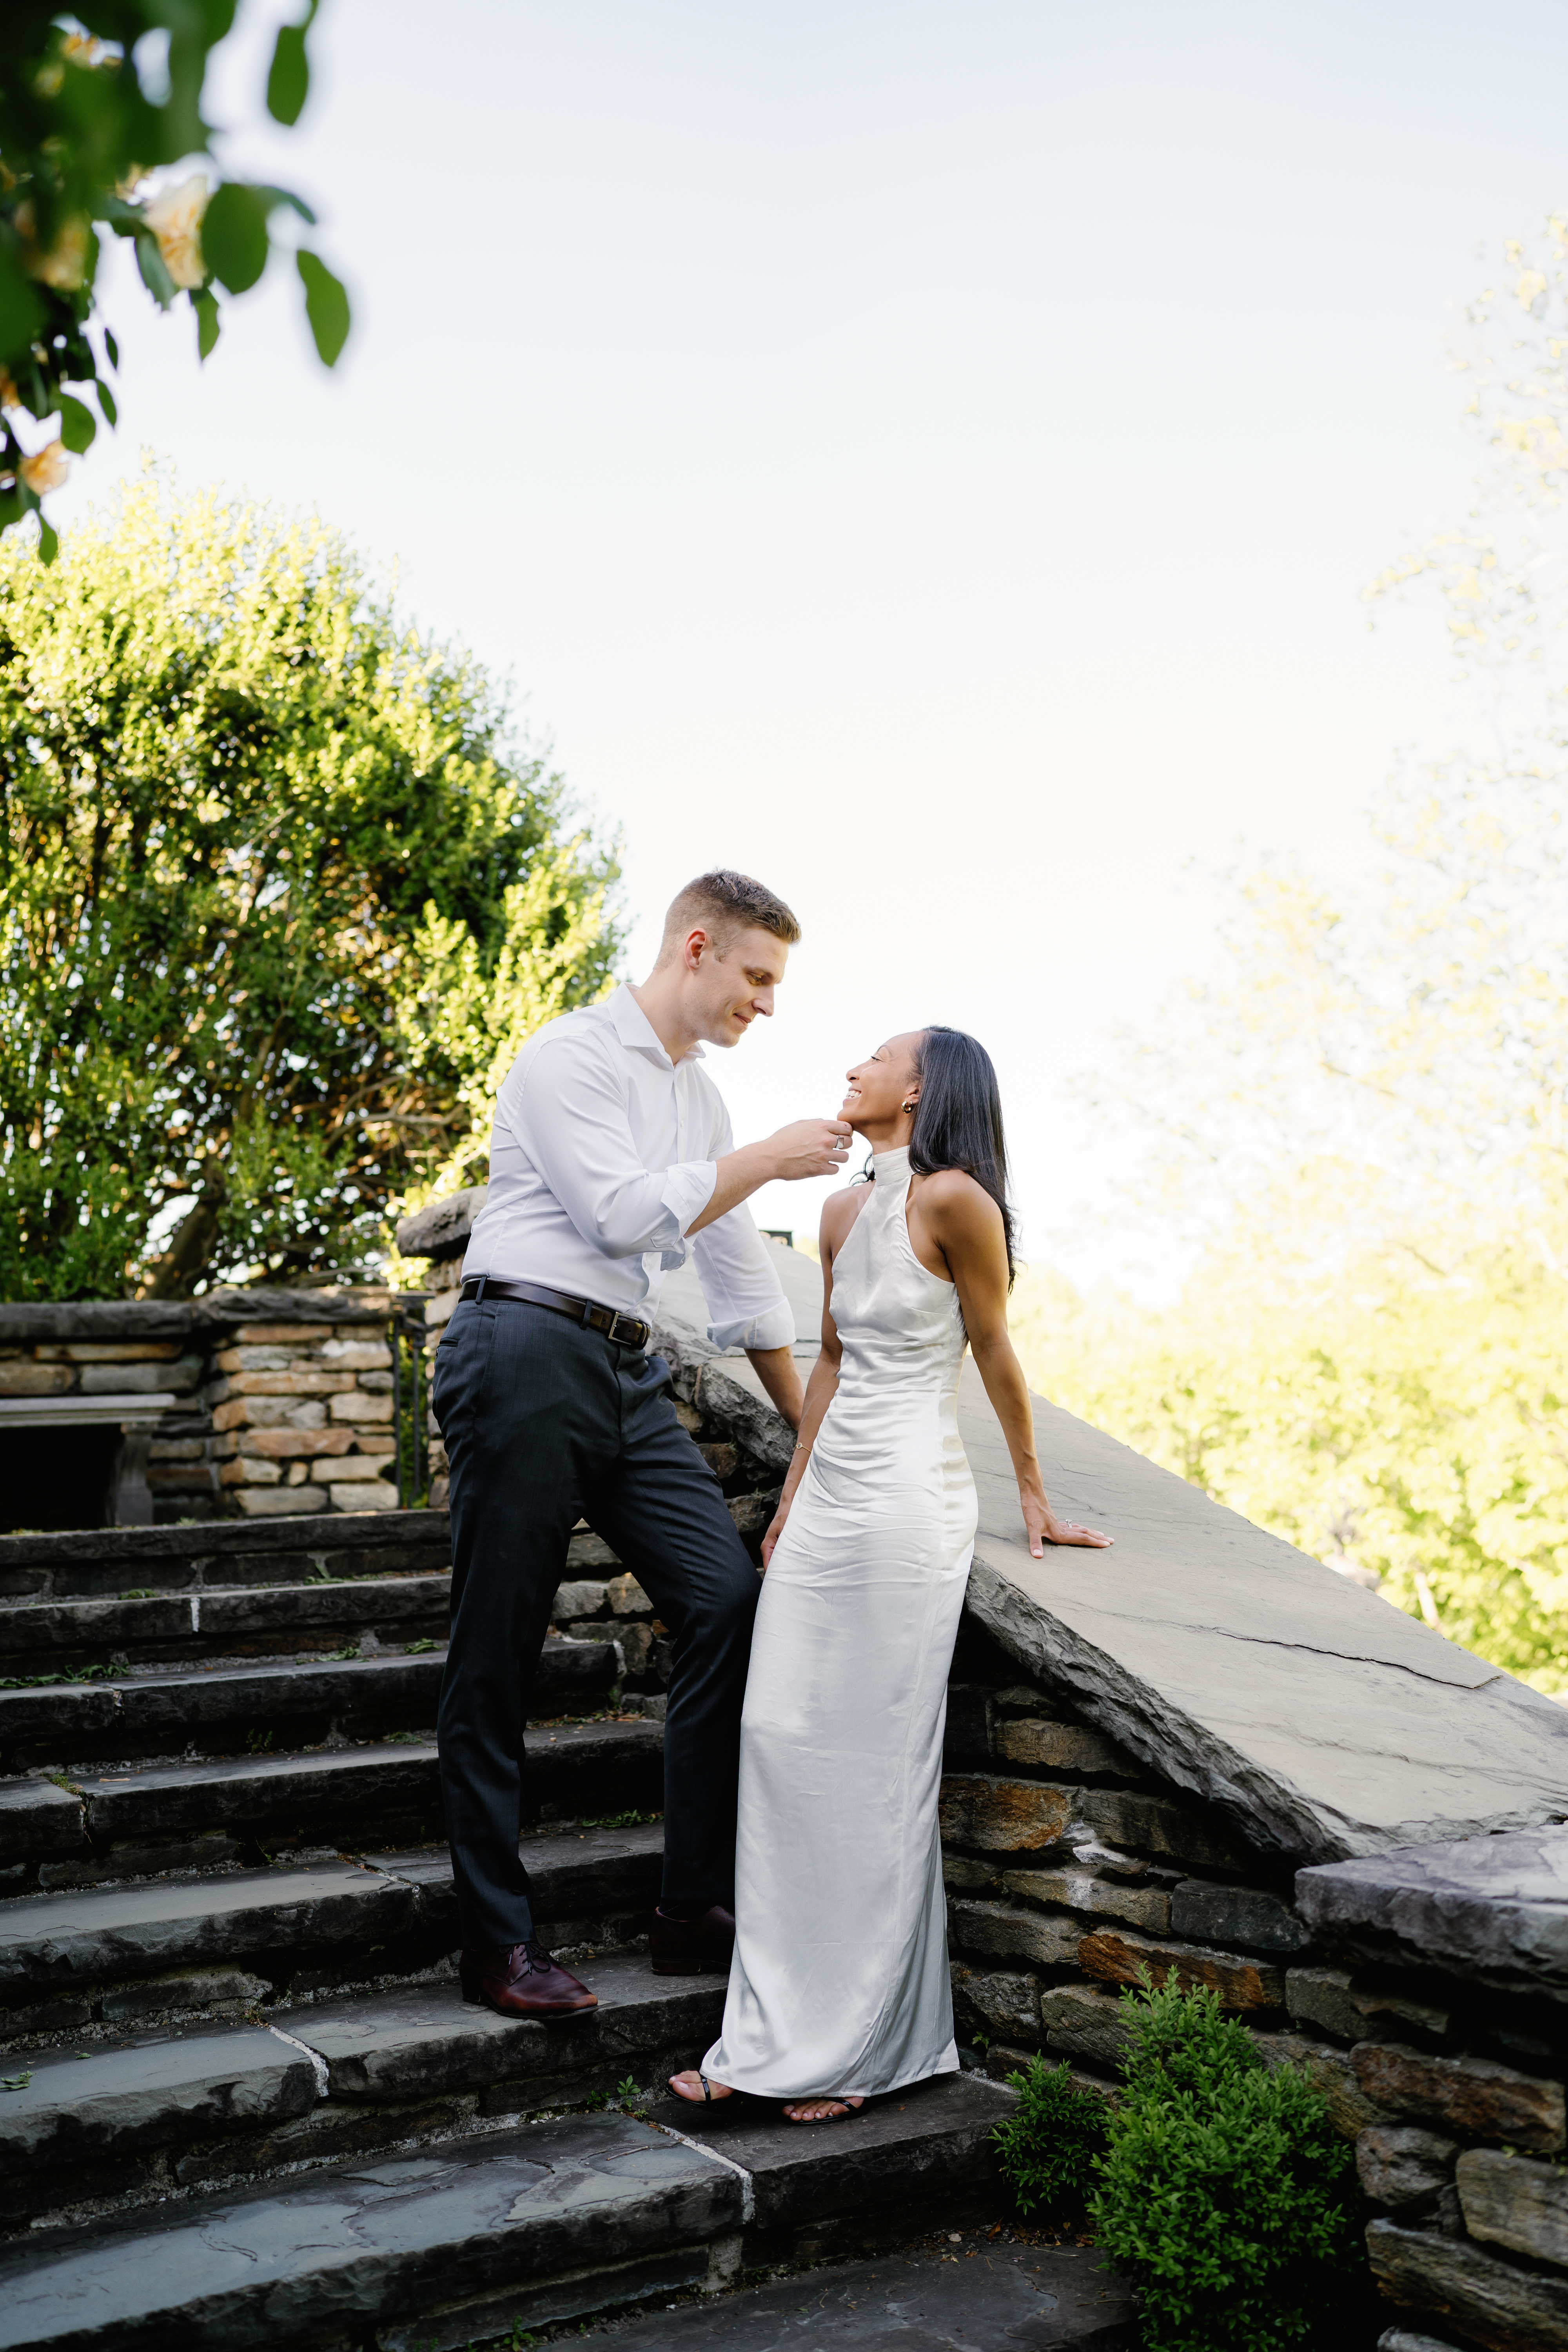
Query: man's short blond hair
[{"left": 656, "top": 869, "right": 801, "bottom": 964}]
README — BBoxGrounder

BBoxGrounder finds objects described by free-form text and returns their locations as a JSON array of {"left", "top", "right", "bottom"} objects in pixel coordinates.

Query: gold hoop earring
[{"left": 901, "top": 1101, "right": 915, "bottom": 1113}]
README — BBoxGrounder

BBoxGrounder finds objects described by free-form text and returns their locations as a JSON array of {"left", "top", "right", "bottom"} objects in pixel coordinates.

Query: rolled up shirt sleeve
[
  {"left": 689, "top": 1095, "right": 795, "bottom": 1351},
  {"left": 513, "top": 1038, "right": 717, "bottom": 1261}
]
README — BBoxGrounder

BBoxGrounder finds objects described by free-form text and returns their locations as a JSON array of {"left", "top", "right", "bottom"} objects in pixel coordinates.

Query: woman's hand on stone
[{"left": 1022, "top": 1487, "right": 1112, "bottom": 1556}]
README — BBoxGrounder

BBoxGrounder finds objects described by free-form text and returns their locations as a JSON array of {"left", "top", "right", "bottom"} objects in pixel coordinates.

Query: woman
[{"left": 670, "top": 1025, "right": 1112, "bottom": 2124}]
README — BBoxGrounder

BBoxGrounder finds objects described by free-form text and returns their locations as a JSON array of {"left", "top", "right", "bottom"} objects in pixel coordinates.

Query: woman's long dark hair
[{"left": 907, "top": 1025, "right": 1017, "bottom": 1287}]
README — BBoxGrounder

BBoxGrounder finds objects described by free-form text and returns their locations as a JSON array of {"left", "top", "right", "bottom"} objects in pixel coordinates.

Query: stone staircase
[{"left": 0, "top": 1507, "right": 1012, "bottom": 2351}]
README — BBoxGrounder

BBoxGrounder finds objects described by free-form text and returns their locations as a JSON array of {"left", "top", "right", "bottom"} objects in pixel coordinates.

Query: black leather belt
[{"left": 459, "top": 1275, "right": 651, "bottom": 1350}]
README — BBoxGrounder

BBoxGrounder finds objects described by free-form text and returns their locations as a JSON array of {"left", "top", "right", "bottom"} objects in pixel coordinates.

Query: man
[{"left": 433, "top": 869, "right": 851, "bottom": 2019}]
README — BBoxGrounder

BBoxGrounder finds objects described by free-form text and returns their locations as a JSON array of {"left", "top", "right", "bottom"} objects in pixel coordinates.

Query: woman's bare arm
[
  {"left": 914, "top": 1171, "right": 1112, "bottom": 1559},
  {"left": 759, "top": 1189, "right": 861, "bottom": 1566}
]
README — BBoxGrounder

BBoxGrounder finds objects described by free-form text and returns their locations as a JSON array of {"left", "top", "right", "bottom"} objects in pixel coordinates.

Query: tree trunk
[{"left": 142, "top": 1188, "right": 225, "bottom": 1298}]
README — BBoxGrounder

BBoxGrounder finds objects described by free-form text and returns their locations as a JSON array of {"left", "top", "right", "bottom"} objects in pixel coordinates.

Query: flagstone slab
[
  {"left": 0, "top": 1862, "right": 419, "bottom": 1998},
  {"left": 295, "top": 1962, "right": 724, "bottom": 2101},
  {"left": 0, "top": 2111, "right": 739, "bottom": 2350},
  {"left": 1296, "top": 1826, "right": 1568, "bottom": 1998},
  {"left": 0, "top": 2026, "right": 315, "bottom": 2168}
]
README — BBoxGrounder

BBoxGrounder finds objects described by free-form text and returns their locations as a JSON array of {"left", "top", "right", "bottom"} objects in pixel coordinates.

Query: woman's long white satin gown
[{"left": 703, "top": 1144, "right": 977, "bottom": 2099}]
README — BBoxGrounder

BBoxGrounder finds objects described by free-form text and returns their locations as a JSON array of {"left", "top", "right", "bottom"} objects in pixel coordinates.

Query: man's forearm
[
  {"left": 688, "top": 1142, "right": 777, "bottom": 1236},
  {"left": 687, "top": 1117, "right": 853, "bottom": 1237},
  {"left": 745, "top": 1344, "right": 805, "bottom": 1430}
]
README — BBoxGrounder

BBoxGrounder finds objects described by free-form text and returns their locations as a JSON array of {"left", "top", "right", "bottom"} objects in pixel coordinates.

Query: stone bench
[{"left": 0, "top": 1392, "right": 177, "bottom": 1527}]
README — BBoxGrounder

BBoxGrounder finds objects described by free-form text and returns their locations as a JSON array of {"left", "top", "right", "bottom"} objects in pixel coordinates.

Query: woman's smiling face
[{"left": 841, "top": 1033, "right": 923, "bottom": 1135}]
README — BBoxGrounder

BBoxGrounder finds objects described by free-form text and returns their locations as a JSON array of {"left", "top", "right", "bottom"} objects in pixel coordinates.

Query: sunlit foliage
[
  {"left": 0, "top": 476, "right": 620, "bottom": 1299},
  {"left": 1020, "top": 222, "right": 1568, "bottom": 1691}
]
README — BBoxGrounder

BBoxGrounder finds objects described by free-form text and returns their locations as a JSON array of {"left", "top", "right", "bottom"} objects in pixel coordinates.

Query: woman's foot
[
  {"left": 669, "top": 2069, "right": 735, "bottom": 2104},
  {"left": 782, "top": 2094, "right": 865, "bottom": 2122}
]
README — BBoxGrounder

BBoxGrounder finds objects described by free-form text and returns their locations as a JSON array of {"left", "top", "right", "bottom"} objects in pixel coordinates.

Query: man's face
[{"left": 689, "top": 924, "right": 789, "bottom": 1047}]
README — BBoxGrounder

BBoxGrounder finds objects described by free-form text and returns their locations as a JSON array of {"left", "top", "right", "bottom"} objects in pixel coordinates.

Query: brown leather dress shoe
[
  {"left": 459, "top": 1940, "right": 599, "bottom": 2018},
  {"left": 649, "top": 1903, "right": 736, "bottom": 1977}
]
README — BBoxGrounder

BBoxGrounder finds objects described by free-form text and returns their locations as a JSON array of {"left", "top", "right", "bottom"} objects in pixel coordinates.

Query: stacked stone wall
[
  {"left": 942, "top": 1618, "right": 1568, "bottom": 2352},
  {"left": 0, "top": 1291, "right": 422, "bottom": 1527},
  {"left": 0, "top": 1337, "right": 212, "bottom": 1515},
  {"left": 942, "top": 1623, "right": 1325, "bottom": 2079},
  {"left": 207, "top": 1317, "right": 402, "bottom": 1519}
]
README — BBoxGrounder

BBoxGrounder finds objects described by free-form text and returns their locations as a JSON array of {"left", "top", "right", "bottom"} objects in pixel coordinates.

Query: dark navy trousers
[{"left": 432, "top": 1295, "right": 760, "bottom": 1951}]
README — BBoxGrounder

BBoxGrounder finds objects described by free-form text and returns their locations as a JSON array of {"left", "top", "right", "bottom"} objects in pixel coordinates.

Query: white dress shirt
[{"left": 461, "top": 985, "right": 794, "bottom": 1352}]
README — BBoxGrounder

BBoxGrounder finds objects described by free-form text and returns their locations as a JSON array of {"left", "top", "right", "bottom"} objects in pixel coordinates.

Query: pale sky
[{"left": 50, "top": 0, "right": 1568, "bottom": 1288}]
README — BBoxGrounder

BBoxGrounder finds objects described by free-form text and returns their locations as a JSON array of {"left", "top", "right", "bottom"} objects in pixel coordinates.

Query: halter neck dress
[{"left": 703, "top": 1143, "right": 978, "bottom": 2098}]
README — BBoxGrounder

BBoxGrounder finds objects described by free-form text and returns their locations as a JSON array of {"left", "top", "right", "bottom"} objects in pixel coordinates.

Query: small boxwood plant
[
  {"left": 1090, "top": 1970, "right": 1356, "bottom": 2352},
  {"left": 991, "top": 2054, "right": 1108, "bottom": 2213}
]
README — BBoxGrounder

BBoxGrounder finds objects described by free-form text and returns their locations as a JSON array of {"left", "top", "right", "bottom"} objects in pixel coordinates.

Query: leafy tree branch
[{"left": 0, "top": 3, "right": 349, "bottom": 555}]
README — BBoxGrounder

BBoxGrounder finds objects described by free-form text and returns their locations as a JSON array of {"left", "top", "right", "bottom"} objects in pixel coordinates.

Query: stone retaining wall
[
  {"left": 1297, "top": 1836, "right": 1568, "bottom": 2352},
  {"left": 942, "top": 1614, "right": 1568, "bottom": 2352},
  {"left": 0, "top": 1291, "right": 422, "bottom": 1528},
  {"left": 206, "top": 1316, "right": 403, "bottom": 1520},
  {"left": 944, "top": 1616, "right": 1344, "bottom": 2091}
]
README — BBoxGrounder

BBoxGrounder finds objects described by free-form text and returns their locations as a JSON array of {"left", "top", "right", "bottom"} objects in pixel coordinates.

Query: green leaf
[
  {"left": 57, "top": 394, "right": 96, "bottom": 455},
  {"left": 266, "top": 3, "right": 318, "bottom": 126},
  {"left": 37, "top": 520, "right": 59, "bottom": 565},
  {"left": 136, "top": 232, "right": 178, "bottom": 309},
  {"left": 203, "top": 183, "right": 270, "bottom": 296},
  {"left": 0, "top": 241, "right": 46, "bottom": 366},
  {"left": 254, "top": 185, "right": 317, "bottom": 227},
  {"left": 192, "top": 287, "right": 220, "bottom": 361},
  {"left": 297, "top": 250, "right": 350, "bottom": 367},
  {"left": 104, "top": 328, "right": 120, "bottom": 370},
  {"left": 96, "top": 379, "right": 118, "bottom": 427}
]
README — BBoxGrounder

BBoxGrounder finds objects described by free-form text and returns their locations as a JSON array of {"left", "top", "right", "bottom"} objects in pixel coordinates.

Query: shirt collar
[{"left": 606, "top": 984, "right": 706, "bottom": 1067}]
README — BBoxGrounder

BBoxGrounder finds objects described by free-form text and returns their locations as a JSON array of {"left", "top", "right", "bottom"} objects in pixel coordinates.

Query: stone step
[
  {"left": 561, "top": 2241, "right": 1139, "bottom": 2352},
  {"left": 2, "top": 1713, "right": 663, "bottom": 1887},
  {"left": 0, "top": 2072, "right": 1013, "bottom": 2350},
  {"left": 0, "top": 1500, "right": 748, "bottom": 1610},
  {"left": 641, "top": 2074, "right": 1013, "bottom": 2265},
  {"left": 0, "top": 1958, "right": 729, "bottom": 2233},
  {"left": 0, "top": 2109, "right": 743, "bottom": 2351},
  {"left": 2, "top": 1744, "right": 447, "bottom": 1880},
  {"left": 0, "top": 1511, "right": 452, "bottom": 1605},
  {"left": 0, "top": 1719, "right": 663, "bottom": 1893},
  {"left": 0, "top": 1818, "right": 665, "bottom": 2038},
  {"left": 0, "top": 1574, "right": 454, "bottom": 1676},
  {"left": 0, "top": 2022, "right": 319, "bottom": 2228},
  {"left": 0, "top": 1641, "right": 617, "bottom": 1771},
  {"left": 294, "top": 1958, "right": 727, "bottom": 2113}
]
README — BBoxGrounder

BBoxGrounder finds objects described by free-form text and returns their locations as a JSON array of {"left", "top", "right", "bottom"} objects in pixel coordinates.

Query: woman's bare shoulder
[
  {"left": 918, "top": 1167, "right": 1002, "bottom": 1226},
  {"left": 819, "top": 1184, "right": 869, "bottom": 1251}
]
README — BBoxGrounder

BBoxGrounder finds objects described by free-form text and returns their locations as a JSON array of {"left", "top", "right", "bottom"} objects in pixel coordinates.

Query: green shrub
[
  {"left": 1089, "top": 1972, "right": 1356, "bottom": 2352},
  {"left": 991, "top": 2054, "right": 1107, "bottom": 2214}
]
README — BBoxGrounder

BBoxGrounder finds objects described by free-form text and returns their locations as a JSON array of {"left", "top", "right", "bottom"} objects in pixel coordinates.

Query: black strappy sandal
[{"left": 669, "top": 2070, "right": 730, "bottom": 2105}]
